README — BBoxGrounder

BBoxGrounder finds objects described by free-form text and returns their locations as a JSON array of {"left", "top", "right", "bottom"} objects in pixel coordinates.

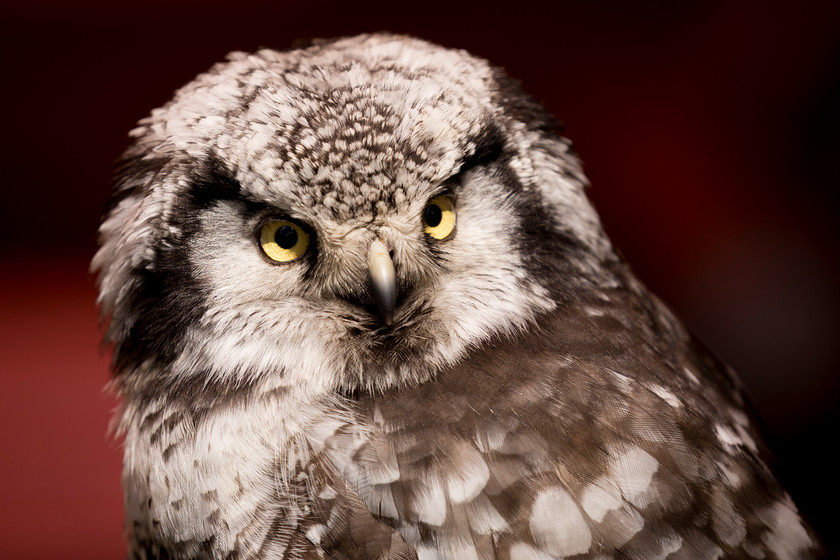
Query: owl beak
[{"left": 368, "top": 239, "right": 396, "bottom": 325}]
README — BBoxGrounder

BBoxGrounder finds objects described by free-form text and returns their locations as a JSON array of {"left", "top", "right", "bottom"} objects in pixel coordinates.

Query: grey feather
[{"left": 94, "top": 34, "right": 821, "bottom": 559}]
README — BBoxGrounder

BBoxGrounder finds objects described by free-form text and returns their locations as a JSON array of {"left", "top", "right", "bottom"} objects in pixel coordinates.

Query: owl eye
[
  {"left": 259, "top": 219, "right": 311, "bottom": 263},
  {"left": 422, "top": 195, "right": 456, "bottom": 240}
]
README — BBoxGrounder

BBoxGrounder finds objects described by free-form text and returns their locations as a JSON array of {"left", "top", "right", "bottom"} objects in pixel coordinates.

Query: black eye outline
[
  {"left": 258, "top": 218, "right": 311, "bottom": 263},
  {"left": 422, "top": 195, "right": 457, "bottom": 241}
]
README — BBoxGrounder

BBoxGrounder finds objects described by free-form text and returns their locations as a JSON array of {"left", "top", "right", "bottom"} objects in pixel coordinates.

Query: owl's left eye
[
  {"left": 423, "top": 195, "right": 456, "bottom": 241},
  {"left": 259, "top": 219, "right": 311, "bottom": 263}
]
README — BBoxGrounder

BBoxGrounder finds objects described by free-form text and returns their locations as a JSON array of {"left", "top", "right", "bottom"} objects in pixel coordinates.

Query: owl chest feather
[
  {"left": 121, "top": 297, "right": 819, "bottom": 560},
  {"left": 122, "top": 393, "right": 357, "bottom": 559},
  {"left": 323, "top": 297, "right": 819, "bottom": 560}
]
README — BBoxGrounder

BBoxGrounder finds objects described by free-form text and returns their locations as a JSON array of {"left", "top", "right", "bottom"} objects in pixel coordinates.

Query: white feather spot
[
  {"left": 529, "top": 486, "right": 592, "bottom": 556},
  {"left": 648, "top": 384, "right": 682, "bottom": 408},
  {"left": 683, "top": 366, "right": 700, "bottom": 385},
  {"left": 717, "top": 422, "right": 758, "bottom": 452},
  {"left": 716, "top": 424, "right": 743, "bottom": 448},
  {"left": 416, "top": 544, "right": 444, "bottom": 560},
  {"left": 447, "top": 538, "right": 481, "bottom": 560},
  {"left": 509, "top": 542, "right": 557, "bottom": 560},
  {"left": 445, "top": 448, "right": 490, "bottom": 504},
  {"left": 305, "top": 523, "right": 328, "bottom": 546},
  {"left": 609, "top": 446, "right": 659, "bottom": 506},
  {"left": 760, "top": 495, "right": 814, "bottom": 558},
  {"left": 735, "top": 424, "right": 758, "bottom": 453},
  {"left": 580, "top": 477, "right": 622, "bottom": 522},
  {"left": 318, "top": 486, "right": 337, "bottom": 500},
  {"left": 410, "top": 475, "right": 447, "bottom": 526},
  {"left": 610, "top": 370, "right": 634, "bottom": 393},
  {"left": 361, "top": 444, "right": 401, "bottom": 485},
  {"left": 465, "top": 494, "right": 511, "bottom": 534}
]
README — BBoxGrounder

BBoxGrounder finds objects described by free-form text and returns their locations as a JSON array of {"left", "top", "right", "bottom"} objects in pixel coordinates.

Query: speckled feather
[
  {"left": 94, "top": 34, "right": 821, "bottom": 559},
  {"left": 325, "top": 274, "right": 814, "bottom": 559}
]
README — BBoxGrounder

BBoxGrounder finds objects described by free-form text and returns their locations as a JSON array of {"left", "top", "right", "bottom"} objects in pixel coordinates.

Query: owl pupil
[
  {"left": 275, "top": 225, "right": 298, "bottom": 249},
  {"left": 424, "top": 204, "right": 442, "bottom": 228}
]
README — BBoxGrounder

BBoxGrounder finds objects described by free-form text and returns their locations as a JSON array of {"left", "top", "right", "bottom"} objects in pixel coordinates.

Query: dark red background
[{"left": 2, "top": 1, "right": 838, "bottom": 558}]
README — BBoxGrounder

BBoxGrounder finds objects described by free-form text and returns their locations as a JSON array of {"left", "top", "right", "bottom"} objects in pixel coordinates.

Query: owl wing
[
  {"left": 290, "top": 457, "right": 418, "bottom": 560},
  {"left": 255, "top": 447, "right": 416, "bottom": 560},
  {"left": 320, "top": 273, "right": 820, "bottom": 559}
]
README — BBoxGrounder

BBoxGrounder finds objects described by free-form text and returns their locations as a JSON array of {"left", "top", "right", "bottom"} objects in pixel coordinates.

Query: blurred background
[{"left": 1, "top": 0, "right": 838, "bottom": 557}]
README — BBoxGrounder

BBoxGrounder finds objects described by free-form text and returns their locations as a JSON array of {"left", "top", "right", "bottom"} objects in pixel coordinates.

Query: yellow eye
[
  {"left": 259, "top": 219, "right": 310, "bottom": 263},
  {"left": 422, "top": 195, "right": 456, "bottom": 240}
]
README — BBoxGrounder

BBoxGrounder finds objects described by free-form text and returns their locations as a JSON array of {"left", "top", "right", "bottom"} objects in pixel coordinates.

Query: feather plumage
[{"left": 94, "top": 34, "right": 822, "bottom": 559}]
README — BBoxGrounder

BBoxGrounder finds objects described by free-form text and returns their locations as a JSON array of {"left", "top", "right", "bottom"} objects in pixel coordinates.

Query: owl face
[{"left": 94, "top": 34, "right": 612, "bottom": 401}]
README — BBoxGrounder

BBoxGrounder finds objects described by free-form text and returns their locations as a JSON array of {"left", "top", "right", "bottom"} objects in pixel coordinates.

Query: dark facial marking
[
  {"left": 457, "top": 124, "right": 507, "bottom": 178},
  {"left": 110, "top": 154, "right": 245, "bottom": 377}
]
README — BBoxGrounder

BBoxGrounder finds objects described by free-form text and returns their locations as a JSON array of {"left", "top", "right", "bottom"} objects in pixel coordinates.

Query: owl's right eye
[
  {"left": 422, "top": 195, "right": 457, "bottom": 241},
  {"left": 259, "top": 219, "right": 311, "bottom": 263}
]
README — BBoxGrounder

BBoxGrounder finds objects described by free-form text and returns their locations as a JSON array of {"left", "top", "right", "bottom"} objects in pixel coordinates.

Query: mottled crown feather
[{"left": 93, "top": 33, "right": 612, "bottom": 383}]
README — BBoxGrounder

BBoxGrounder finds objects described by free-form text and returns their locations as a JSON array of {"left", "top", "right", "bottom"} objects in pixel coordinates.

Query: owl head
[{"left": 93, "top": 34, "right": 616, "bottom": 404}]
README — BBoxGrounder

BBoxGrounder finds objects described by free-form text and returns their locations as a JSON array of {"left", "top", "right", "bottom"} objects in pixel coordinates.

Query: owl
[{"left": 94, "top": 34, "right": 822, "bottom": 560}]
